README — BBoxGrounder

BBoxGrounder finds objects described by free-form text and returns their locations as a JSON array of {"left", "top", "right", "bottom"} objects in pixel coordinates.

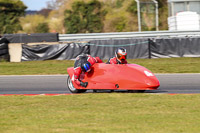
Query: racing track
[{"left": 0, "top": 74, "right": 200, "bottom": 94}]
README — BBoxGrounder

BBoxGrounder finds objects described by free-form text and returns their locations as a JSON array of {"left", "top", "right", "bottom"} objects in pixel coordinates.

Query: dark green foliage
[
  {"left": 35, "top": 22, "right": 49, "bottom": 33},
  {"left": 64, "top": 0, "right": 106, "bottom": 33},
  {"left": 0, "top": 0, "right": 27, "bottom": 34},
  {"left": 116, "top": 0, "right": 124, "bottom": 8},
  {"left": 127, "top": 0, "right": 137, "bottom": 14},
  {"left": 156, "top": 0, "right": 167, "bottom": 8},
  {"left": 112, "top": 17, "right": 126, "bottom": 32}
]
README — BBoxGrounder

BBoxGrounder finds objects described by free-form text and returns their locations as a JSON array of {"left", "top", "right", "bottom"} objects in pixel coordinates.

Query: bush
[
  {"left": 0, "top": 0, "right": 27, "bottom": 34},
  {"left": 64, "top": 0, "right": 106, "bottom": 33},
  {"left": 35, "top": 22, "right": 49, "bottom": 33}
]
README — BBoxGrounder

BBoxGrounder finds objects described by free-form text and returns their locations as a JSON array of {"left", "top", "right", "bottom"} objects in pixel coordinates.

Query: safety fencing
[
  {"left": 1, "top": 31, "right": 200, "bottom": 62},
  {"left": 0, "top": 38, "right": 9, "bottom": 61},
  {"left": 21, "top": 37, "right": 200, "bottom": 61}
]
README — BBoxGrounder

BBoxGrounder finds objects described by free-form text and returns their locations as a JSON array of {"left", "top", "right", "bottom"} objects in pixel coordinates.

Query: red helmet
[{"left": 115, "top": 48, "right": 127, "bottom": 62}]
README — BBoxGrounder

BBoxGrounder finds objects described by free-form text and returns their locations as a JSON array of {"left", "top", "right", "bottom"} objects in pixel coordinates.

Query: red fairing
[{"left": 68, "top": 63, "right": 160, "bottom": 90}]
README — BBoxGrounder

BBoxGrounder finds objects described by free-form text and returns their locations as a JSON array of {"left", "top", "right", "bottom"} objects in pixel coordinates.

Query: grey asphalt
[{"left": 0, "top": 74, "right": 200, "bottom": 94}]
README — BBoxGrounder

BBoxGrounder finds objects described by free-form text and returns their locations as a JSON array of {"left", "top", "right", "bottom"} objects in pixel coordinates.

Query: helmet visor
[
  {"left": 84, "top": 64, "right": 90, "bottom": 72},
  {"left": 82, "top": 62, "right": 91, "bottom": 72}
]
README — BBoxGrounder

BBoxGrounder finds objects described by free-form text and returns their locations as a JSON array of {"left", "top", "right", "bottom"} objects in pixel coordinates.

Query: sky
[{"left": 21, "top": 0, "right": 50, "bottom": 11}]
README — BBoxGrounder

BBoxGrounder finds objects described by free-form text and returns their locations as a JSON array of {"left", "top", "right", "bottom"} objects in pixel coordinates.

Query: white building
[{"left": 168, "top": 0, "right": 200, "bottom": 30}]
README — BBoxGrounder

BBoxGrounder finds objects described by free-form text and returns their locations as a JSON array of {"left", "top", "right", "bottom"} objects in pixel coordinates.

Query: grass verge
[
  {"left": 1, "top": 94, "right": 200, "bottom": 133},
  {"left": 0, "top": 57, "right": 200, "bottom": 75}
]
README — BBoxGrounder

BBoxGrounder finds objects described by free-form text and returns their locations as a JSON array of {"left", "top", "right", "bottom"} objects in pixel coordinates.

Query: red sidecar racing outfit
[
  {"left": 107, "top": 57, "right": 127, "bottom": 64},
  {"left": 73, "top": 54, "right": 103, "bottom": 86}
]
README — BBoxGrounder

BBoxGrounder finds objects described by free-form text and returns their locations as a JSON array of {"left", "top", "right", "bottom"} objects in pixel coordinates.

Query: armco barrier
[{"left": 59, "top": 30, "right": 200, "bottom": 41}]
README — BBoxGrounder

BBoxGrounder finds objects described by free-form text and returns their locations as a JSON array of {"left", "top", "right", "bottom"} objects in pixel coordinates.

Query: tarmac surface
[{"left": 0, "top": 74, "right": 200, "bottom": 94}]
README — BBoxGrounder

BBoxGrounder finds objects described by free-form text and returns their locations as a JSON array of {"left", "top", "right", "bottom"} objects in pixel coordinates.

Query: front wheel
[{"left": 67, "top": 76, "right": 87, "bottom": 93}]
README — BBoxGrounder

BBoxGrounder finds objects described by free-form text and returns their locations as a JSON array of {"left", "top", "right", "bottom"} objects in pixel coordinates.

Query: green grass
[
  {"left": 0, "top": 60, "right": 74, "bottom": 75},
  {"left": 1, "top": 58, "right": 200, "bottom": 132},
  {"left": 129, "top": 57, "right": 200, "bottom": 73},
  {"left": 1, "top": 94, "right": 200, "bottom": 133},
  {"left": 0, "top": 57, "right": 200, "bottom": 75}
]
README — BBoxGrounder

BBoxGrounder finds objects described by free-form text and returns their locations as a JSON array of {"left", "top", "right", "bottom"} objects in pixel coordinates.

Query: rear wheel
[{"left": 67, "top": 76, "right": 87, "bottom": 93}]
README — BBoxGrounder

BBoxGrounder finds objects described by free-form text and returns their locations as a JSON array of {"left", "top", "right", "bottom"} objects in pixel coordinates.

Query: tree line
[{"left": 0, "top": 0, "right": 168, "bottom": 34}]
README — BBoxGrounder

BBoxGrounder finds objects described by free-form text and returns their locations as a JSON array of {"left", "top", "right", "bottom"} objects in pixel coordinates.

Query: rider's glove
[{"left": 80, "top": 82, "right": 88, "bottom": 88}]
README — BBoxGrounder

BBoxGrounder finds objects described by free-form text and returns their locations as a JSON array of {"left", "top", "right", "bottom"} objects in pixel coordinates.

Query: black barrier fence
[
  {"left": 150, "top": 37, "right": 200, "bottom": 58},
  {"left": 0, "top": 38, "right": 9, "bottom": 61},
  {"left": 3, "top": 33, "right": 58, "bottom": 43},
  {"left": 21, "top": 39, "right": 149, "bottom": 61},
  {"left": 89, "top": 39, "right": 149, "bottom": 59},
  {"left": 22, "top": 43, "right": 89, "bottom": 61},
  {"left": 19, "top": 37, "right": 200, "bottom": 61}
]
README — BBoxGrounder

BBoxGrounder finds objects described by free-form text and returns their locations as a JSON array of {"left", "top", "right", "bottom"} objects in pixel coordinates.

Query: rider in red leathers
[
  {"left": 107, "top": 48, "right": 128, "bottom": 64},
  {"left": 73, "top": 54, "right": 103, "bottom": 88}
]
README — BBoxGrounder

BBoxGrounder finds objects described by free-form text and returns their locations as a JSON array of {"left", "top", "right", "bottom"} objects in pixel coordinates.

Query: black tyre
[
  {"left": 137, "top": 90, "right": 146, "bottom": 93},
  {"left": 67, "top": 76, "right": 87, "bottom": 93},
  {"left": 127, "top": 90, "right": 146, "bottom": 93}
]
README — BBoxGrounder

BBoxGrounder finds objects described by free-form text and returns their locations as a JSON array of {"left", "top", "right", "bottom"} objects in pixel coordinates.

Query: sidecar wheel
[{"left": 67, "top": 76, "right": 87, "bottom": 93}]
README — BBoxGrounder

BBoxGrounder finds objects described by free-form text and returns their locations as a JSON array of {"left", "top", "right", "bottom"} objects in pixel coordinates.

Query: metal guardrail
[{"left": 59, "top": 30, "right": 200, "bottom": 41}]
